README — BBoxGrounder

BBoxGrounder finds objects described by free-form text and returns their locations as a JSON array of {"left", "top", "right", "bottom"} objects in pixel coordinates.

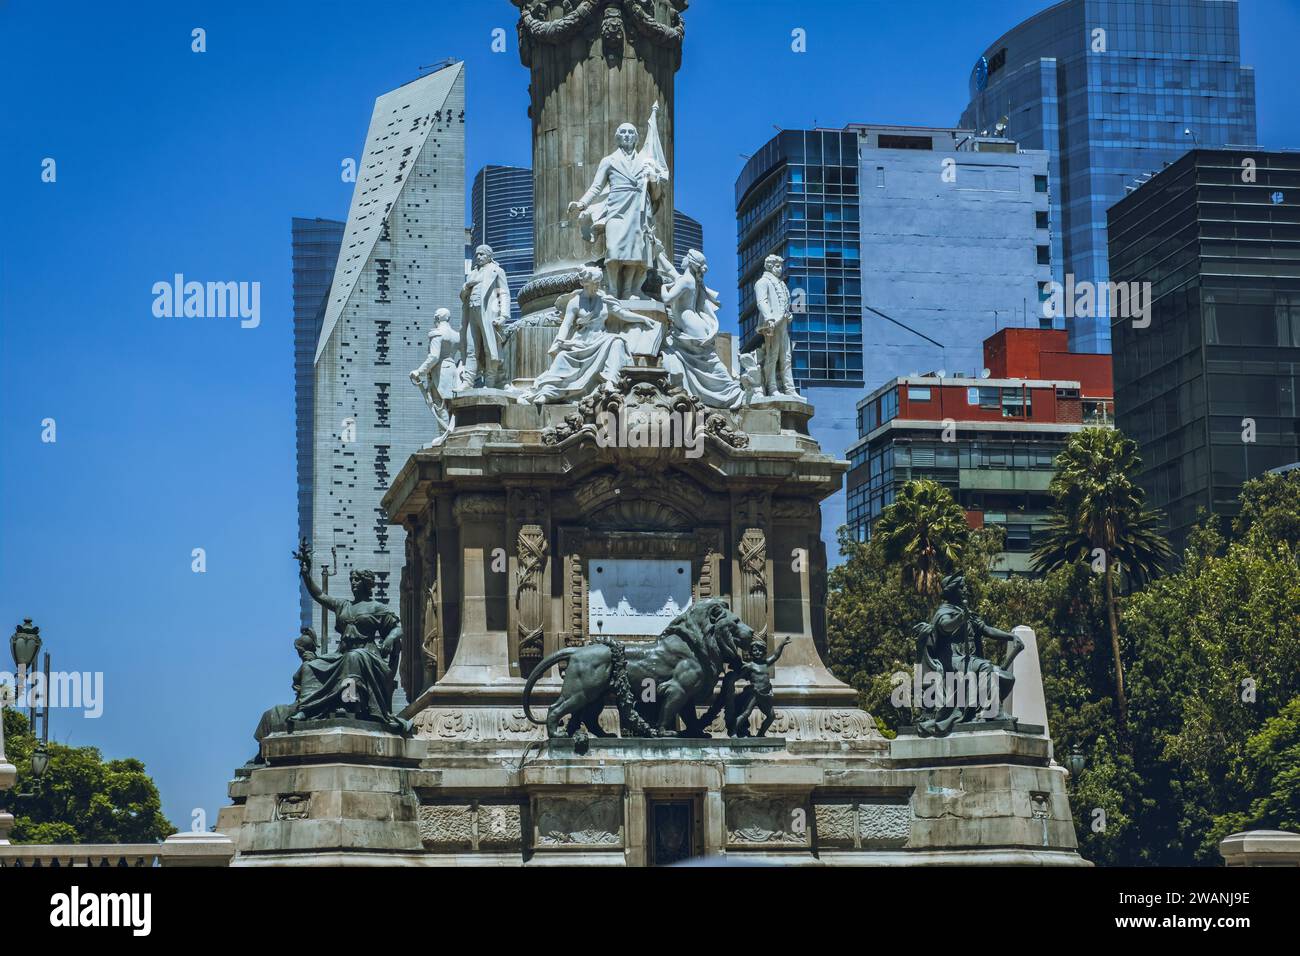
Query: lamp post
[
  {"left": 2, "top": 619, "right": 42, "bottom": 845},
  {"left": 1067, "top": 745, "right": 1086, "bottom": 777}
]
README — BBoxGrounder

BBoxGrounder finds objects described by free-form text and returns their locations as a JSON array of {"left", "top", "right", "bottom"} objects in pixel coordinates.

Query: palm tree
[
  {"left": 874, "top": 479, "right": 969, "bottom": 599},
  {"left": 1032, "top": 428, "right": 1172, "bottom": 728}
]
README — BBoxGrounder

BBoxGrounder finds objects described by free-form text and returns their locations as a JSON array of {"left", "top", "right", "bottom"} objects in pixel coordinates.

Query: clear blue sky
[{"left": 2, "top": 0, "right": 1297, "bottom": 831}]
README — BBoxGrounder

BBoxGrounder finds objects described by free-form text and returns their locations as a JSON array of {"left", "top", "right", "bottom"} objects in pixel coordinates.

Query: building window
[
  {"left": 907, "top": 386, "right": 932, "bottom": 401},
  {"left": 878, "top": 134, "right": 933, "bottom": 150},
  {"left": 1035, "top": 210, "right": 1049, "bottom": 229},
  {"left": 880, "top": 388, "right": 899, "bottom": 424},
  {"left": 1001, "top": 388, "right": 1032, "bottom": 418},
  {"left": 1036, "top": 245, "right": 1051, "bottom": 265},
  {"left": 1034, "top": 175, "right": 1048, "bottom": 193}
]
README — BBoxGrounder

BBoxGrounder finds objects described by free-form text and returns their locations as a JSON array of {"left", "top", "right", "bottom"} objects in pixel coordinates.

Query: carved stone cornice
[
  {"left": 513, "top": 0, "right": 687, "bottom": 67},
  {"left": 453, "top": 493, "right": 506, "bottom": 522}
]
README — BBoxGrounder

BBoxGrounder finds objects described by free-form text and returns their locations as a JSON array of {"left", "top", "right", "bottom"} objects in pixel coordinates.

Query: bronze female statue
[{"left": 290, "top": 541, "right": 412, "bottom": 736}]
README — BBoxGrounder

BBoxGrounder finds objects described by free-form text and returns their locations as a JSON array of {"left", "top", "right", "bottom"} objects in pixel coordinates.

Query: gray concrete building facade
[{"left": 311, "top": 63, "right": 466, "bottom": 611}]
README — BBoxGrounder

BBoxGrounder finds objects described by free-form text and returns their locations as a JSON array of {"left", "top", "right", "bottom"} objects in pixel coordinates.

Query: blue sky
[{"left": 2, "top": 0, "right": 1298, "bottom": 830}]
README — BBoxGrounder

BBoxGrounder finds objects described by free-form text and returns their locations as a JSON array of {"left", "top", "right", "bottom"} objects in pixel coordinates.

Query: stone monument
[{"left": 219, "top": 0, "right": 1083, "bottom": 866}]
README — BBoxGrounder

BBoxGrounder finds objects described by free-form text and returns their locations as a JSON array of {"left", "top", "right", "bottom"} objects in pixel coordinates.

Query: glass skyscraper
[
  {"left": 471, "top": 165, "right": 533, "bottom": 321},
  {"left": 1109, "top": 148, "right": 1300, "bottom": 554},
  {"left": 960, "top": 0, "right": 1257, "bottom": 354},
  {"left": 736, "top": 125, "right": 1054, "bottom": 564},
  {"left": 673, "top": 209, "right": 704, "bottom": 259},
  {"left": 292, "top": 216, "right": 345, "bottom": 628},
  {"left": 471, "top": 163, "right": 706, "bottom": 320},
  {"left": 735, "top": 129, "right": 864, "bottom": 388}
]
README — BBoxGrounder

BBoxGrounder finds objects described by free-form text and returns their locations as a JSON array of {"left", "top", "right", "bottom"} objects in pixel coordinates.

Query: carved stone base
[
  {"left": 408, "top": 702, "right": 881, "bottom": 743},
  {"left": 220, "top": 724, "right": 1085, "bottom": 865},
  {"left": 227, "top": 724, "right": 425, "bottom": 864}
]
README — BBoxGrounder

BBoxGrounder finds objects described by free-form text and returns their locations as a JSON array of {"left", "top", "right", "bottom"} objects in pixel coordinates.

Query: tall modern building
[
  {"left": 960, "top": 0, "right": 1257, "bottom": 354},
  {"left": 1109, "top": 147, "right": 1300, "bottom": 554},
  {"left": 293, "top": 216, "right": 345, "bottom": 627},
  {"left": 312, "top": 62, "right": 466, "bottom": 613},
  {"left": 470, "top": 162, "right": 705, "bottom": 317},
  {"left": 847, "top": 328, "right": 1113, "bottom": 575},
  {"left": 672, "top": 209, "right": 704, "bottom": 258},
  {"left": 735, "top": 125, "right": 1053, "bottom": 559},
  {"left": 470, "top": 165, "right": 532, "bottom": 321}
]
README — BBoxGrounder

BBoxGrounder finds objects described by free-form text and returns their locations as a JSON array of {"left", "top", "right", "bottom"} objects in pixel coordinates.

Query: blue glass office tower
[
  {"left": 292, "top": 216, "right": 345, "bottom": 627},
  {"left": 471, "top": 164, "right": 706, "bottom": 322},
  {"left": 735, "top": 129, "right": 864, "bottom": 388},
  {"left": 673, "top": 209, "right": 705, "bottom": 259},
  {"left": 960, "top": 0, "right": 1257, "bottom": 354},
  {"left": 471, "top": 165, "right": 533, "bottom": 321}
]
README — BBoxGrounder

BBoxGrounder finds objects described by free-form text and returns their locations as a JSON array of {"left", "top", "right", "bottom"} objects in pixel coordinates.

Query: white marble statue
[
  {"left": 521, "top": 266, "right": 655, "bottom": 405},
  {"left": 410, "top": 308, "right": 462, "bottom": 439},
  {"left": 750, "top": 254, "right": 799, "bottom": 399},
  {"left": 570, "top": 105, "right": 669, "bottom": 300},
  {"left": 460, "top": 244, "right": 511, "bottom": 389},
  {"left": 660, "top": 249, "right": 742, "bottom": 409}
]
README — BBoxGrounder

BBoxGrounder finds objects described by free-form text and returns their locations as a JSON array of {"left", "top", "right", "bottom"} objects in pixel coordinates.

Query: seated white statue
[
  {"left": 659, "top": 249, "right": 742, "bottom": 409},
  {"left": 522, "top": 266, "right": 653, "bottom": 405}
]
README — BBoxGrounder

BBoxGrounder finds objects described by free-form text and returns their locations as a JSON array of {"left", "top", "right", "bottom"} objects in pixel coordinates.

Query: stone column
[
  {"left": 513, "top": 0, "right": 687, "bottom": 318},
  {"left": 439, "top": 493, "right": 512, "bottom": 690}
]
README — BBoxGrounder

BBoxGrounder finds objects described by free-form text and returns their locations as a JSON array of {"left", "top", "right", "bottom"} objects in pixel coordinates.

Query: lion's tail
[{"left": 522, "top": 648, "right": 576, "bottom": 725}]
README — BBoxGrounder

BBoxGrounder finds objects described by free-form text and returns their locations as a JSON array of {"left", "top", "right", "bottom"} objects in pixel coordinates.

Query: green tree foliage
[
  {"left": 825, "top": 480, "right": 999, "bottom": 735},
  {"left": 825, "top": 463, "right": 1300, "bottom": 866},
  {"left": 0, "top": 708, "right": 175, "bottom": 844},
  {"left": 872, "top": 478, "right": 969, "bottom": 599},
  {"left": 1032, "top": 428, "right": 1172, "bottom": 726}
]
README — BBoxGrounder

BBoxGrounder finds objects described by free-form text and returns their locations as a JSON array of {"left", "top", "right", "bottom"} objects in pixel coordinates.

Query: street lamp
[
  {"left": 10, "top": 619, "right": 41, "bottom": 678},
  {"left": 1067, "top": 745, "right": 1087, "bottom": 776},
  {"left": 30, "top": 743, "right": 50, "bottom": 779}
]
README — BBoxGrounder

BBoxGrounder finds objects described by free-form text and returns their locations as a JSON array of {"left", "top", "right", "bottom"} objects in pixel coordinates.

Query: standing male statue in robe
[
  {"left": 410, "top": 307, "right": 462, "bottom": 440},
  {"left": 570, "top": 106, "right": 669, "bottom": 300},
  {"left": 753, "top": 254, "right": 798, "bottom": 398},
  {"left": 460, "top": 245, "right": 511, "bottom": 389}
]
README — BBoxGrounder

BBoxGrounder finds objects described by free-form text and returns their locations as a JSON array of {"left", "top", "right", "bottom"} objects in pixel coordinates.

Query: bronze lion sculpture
[{"left": 522, "top": 598, "right": 751, "bottom": 739}]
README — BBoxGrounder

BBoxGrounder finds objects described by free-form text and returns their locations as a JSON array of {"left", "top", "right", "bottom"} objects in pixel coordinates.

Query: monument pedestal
[
  {"left": 223, "top": 727, "right": 1083, "bottom": 865},
  {"left": 227, "top": 722, "right": 427, "bottom": 866}
]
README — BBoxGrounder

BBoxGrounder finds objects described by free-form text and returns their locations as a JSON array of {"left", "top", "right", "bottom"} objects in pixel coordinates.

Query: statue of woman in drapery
[{"left": 289, "top": 541, "right": 413, "bottom": 736}]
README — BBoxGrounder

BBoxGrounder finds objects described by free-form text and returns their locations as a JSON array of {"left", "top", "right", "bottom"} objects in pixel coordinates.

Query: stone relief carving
[
  {"left": 534, "top": 796, "right": 623, "bottom": 847},
  {"left": 813, "top": 801, "right": 912, "bottom": 848},
  {"left": 515, "top": 523, "right": 549, "bottom": 661},
  {"left": 418, "top": 804, "right": 474, "bottom": 851},
  {"left": 418, "top": 802, "right": 523, "bottom": 852},
  {"left": 725, "top": 795, "right": 808, "bottom": 846},
  {"left": 858, "top": 803, "right": 912, "bottom": 843},
  {"left": 737, "top": 527, "right": 770, "bottom": 647},
  {"left": 453, "top": 493, "right": 507, "bottom": 520},
  {"left": 514, "top": 0, "right": 687, "bottom": 67},
  {"left": 274, "top": 793, "right": 311, "bottom": 821}
]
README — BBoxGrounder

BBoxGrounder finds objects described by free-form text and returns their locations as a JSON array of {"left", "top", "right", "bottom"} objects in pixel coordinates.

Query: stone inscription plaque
[{"left": 588, "top": 559, "right": 691, "bottom": 637}]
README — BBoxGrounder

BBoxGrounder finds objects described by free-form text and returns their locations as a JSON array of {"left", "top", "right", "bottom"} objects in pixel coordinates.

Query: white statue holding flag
[{"left": 570, "top": 104, "right": 669, "bottom": 300}]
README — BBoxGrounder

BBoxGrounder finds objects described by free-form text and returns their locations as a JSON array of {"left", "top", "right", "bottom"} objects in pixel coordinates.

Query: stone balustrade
[{"left": 0, "top": 831, "right": 234, "bottom": 868}]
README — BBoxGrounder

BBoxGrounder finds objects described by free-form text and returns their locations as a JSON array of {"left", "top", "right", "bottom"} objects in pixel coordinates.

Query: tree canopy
[{"left": 0, "top": 708, "right": 175, "bottom": 845}]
